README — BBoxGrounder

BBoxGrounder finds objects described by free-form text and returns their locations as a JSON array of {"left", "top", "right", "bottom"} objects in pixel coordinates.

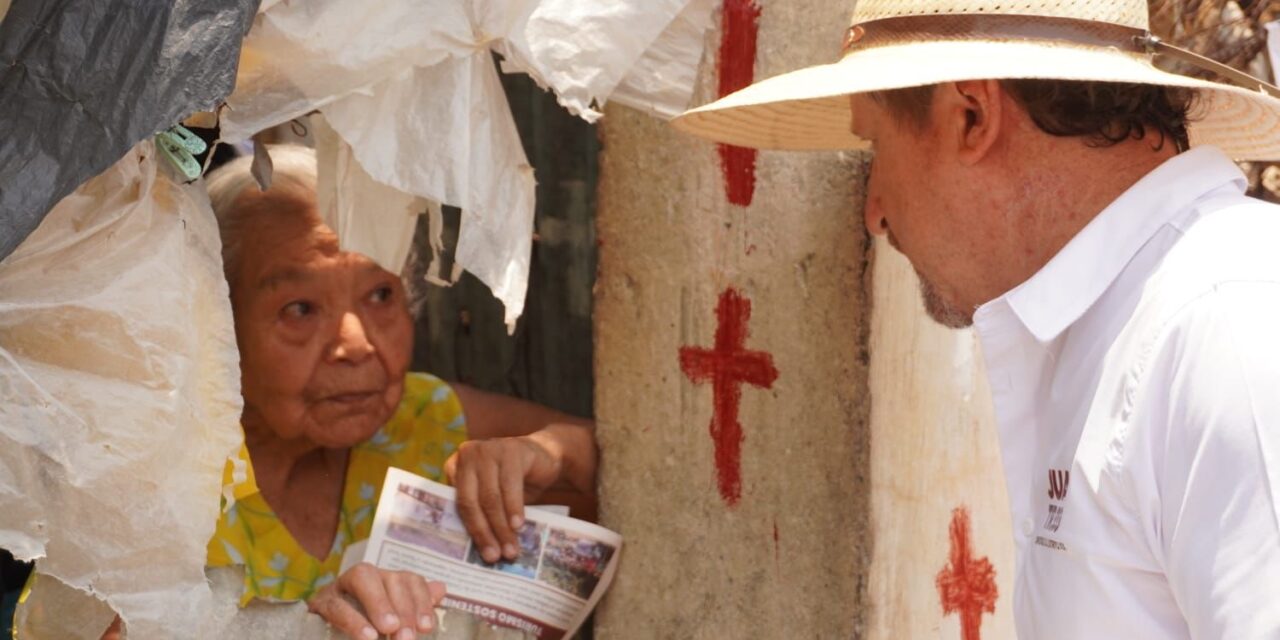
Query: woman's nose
[{"left": 330, "top": 312, "right": 375, "bottom": 362}]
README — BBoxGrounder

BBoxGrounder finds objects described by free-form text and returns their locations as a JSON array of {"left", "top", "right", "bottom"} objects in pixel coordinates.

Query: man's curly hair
[{"left": 873, "top": 80, "right": 1198, "bottom": 152}]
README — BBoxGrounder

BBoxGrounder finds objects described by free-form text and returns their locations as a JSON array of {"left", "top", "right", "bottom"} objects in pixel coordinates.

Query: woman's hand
[
  {"left": 307, "top": 562, "right": 445, "bottom": 640},
  {"left": 445, "top": 433, "right": 564, "bottom": 563},
  {"left": 446, "top": 385, "right": 599, "bottom": 565}
]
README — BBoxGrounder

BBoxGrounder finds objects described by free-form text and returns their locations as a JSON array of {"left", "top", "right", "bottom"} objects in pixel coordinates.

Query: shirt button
[{"left": 1021, "top": 517, "right": 1035, "bottom": 536}]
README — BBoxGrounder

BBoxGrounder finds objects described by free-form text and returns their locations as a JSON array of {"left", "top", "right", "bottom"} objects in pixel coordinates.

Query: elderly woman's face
[{"left": 230, "top": 193, "right": 412, "bottom": 448}]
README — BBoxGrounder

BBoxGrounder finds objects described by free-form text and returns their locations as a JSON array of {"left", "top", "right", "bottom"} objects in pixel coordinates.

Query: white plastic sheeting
[
  {"left": 0, "top": 142, "right": 244, "bottom": 638},
  {"left": 220, "top": 0, "right": 716, "bottom": 327},
  {"left": 495, "top": 0, "right": 705, "bottom": 121},
  {"left": 312, "top": 114, "right": 426, "bottom": 279},
  {"left": 608, "top": 0, "right": 720, "bottom": 120},
  {"left": 318, "top": 55, "right": 536, "bottom": 327}
]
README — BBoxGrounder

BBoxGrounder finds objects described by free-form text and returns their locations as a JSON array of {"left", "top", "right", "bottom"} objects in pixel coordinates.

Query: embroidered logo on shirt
[
  {"left": 1047, "top": 469, "right": 1070, "bottom": 501},
  {"left": 1044, "top": 504, "right": 1065, "bottom": 532},
  {"left": 1034, "top": 536, "right": 1067, "bottom": 552},
  {"left": 1043, "top": 469, "right": 1070, "bottom": 533}
]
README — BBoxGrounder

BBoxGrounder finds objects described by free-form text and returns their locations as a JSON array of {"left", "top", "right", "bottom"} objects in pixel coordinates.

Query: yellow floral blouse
[{"left": 207, "top": 372, "right": 468, "bottom": 604}]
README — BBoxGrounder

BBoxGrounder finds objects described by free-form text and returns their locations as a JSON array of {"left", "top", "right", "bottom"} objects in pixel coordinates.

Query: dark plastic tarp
[{"left": 0, "top": 0, "right": 260, "bottom": 260}]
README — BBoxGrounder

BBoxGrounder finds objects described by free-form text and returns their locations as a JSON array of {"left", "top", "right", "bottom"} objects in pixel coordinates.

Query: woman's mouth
[{"left": 323, "top": 391, "right": 381, "bottom": 405}]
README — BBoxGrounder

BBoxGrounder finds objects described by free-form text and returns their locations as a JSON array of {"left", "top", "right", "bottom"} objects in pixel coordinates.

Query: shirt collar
[{"left": 994, "top": 146, "right": 1247, "bottom": 343}]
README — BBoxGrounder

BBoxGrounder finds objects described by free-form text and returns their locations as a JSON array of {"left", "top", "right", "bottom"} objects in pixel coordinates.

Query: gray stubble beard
[
  {"left": 885, "top": 231, "right": 974, "bottom": 329},
  {"left": 917, "top": 273, "right": 974, "bottom": 329}
]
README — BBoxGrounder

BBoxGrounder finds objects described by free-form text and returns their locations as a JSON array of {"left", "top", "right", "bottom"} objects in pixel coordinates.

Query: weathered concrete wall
[
  {"left": 593, "top": 0, "right": 872, "bottom": 637},
  {"left": 866, "top": 245, "right": 1015, "bottom": 639}
]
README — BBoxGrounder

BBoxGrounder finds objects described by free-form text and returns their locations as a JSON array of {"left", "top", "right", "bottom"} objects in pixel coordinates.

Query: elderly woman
[{"left": 201, "top": 146, "right": 597, "bottom": 640}]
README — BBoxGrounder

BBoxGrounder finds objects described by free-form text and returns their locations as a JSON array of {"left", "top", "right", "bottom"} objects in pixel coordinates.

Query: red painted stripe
[{"left": 716, "top": 0, "right": 762, "bottom": 207}]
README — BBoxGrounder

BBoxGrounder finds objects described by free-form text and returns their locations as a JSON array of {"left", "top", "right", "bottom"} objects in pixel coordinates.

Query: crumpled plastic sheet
[
  {"left": 318, "top": 54, "right": 538, "bottom": 330},
  {"left": 606, "top": 0, "right": 719, "bottom": 120},
  {"left": 220, "top": 0, "right": 715, "bottom": 326},
  {"left": 312, "top": 114, "right": 426, "bottom": 278},
  {"left": 494, "top": 0, "right": 706, "bottom": 122},
  {"left": 0, "top": 142, "right": 244, "bottom": 639},
  {"left": 206, "top": 567, "right": 335, "bottom": 639},
  {"left": 0, "top": 0, "right": 259, "bottom": 263}
]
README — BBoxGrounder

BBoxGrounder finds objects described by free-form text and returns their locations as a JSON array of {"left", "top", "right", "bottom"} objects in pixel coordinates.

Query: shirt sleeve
[{"left": 1156, "top": 283, "right": 1280, "bottom": 638}]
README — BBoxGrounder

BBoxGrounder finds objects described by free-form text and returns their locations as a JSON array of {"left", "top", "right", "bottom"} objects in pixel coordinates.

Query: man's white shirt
[{"left": 973, "top": 146, "right": 1280, "bottom": 639}]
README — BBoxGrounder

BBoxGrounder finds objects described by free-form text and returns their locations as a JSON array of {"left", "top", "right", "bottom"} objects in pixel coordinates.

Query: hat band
[
  {"left": 842, "top": 14, "right": 1147, "bottom": 55},
  {"left": 841, "top": 14, "right": 1280, "bottom": 100}
]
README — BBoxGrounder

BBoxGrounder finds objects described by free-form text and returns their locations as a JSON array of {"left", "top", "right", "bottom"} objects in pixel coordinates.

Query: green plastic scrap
[{"left": 155, "top": 125, "right": 208, "bottom": 181}]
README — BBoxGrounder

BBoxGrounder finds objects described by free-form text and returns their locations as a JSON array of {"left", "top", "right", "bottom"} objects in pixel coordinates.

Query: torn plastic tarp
[
  {"left": 312, "top": 114, "right": 426, "bottom": 279},
  {"left": 0, "top": 142, "right": 244, "bottom": 639},
  {"left": 0, "top": 0, "right": 259, "bottom": 262},
  {"left": 607, "top": 0, "right": 720, "bottom": 120},
  {"left": 495, "top": 0, "right": 716, "bottom": 121},
  {"left": 220, "top": 0, "right": 716, "bottom": 327},
  {"left": 316, "top": 52, "right": 538, "bottom": 330}
]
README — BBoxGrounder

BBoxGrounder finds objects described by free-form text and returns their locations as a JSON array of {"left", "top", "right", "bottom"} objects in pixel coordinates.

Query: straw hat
[{"left": 672, "top": 0, "right": 1280, "bottom": 161}]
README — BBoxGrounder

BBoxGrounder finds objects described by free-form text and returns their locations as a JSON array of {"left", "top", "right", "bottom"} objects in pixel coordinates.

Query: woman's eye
[
  {"left": 281, "top": 301, "right": 313, "bottom": 319},
  {"left": 369, "top": 285, "right": 394, "bottom": 304}
]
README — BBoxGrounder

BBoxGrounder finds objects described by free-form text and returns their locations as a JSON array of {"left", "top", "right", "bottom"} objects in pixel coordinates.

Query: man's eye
[
  {"left": 281, "top": 301, "right": 313, "bottom": 319},
  {"left": 369, "top": 285, "right": 394, "bottom": 304}
]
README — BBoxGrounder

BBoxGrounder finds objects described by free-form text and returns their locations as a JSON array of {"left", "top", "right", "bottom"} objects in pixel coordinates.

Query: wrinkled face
[
  {"left": 230, "top": 194, "right": 412, "bottom": 448},
  {"left": 851, "top": 93, "right": 981, "bottom": 328}
]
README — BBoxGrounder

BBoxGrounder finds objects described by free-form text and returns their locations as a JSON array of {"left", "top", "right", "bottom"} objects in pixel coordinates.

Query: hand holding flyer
[{"left": 364, "top": 468, "right": 622, "bottom": 639}]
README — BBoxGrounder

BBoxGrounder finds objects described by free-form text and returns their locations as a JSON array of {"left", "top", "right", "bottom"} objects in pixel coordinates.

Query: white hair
[{"left": 204, "top": 144, "right": 319, "bottom": 283}]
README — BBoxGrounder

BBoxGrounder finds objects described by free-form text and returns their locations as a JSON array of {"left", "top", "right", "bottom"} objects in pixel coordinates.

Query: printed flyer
[{"left": 364, "top": 467, "right": 622, "bottom": 639}]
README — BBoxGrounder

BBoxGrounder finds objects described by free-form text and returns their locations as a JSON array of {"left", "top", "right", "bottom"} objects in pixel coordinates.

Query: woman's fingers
[
  {"left": 454, "top": 458, "right": 502, "bottom": 563},
  {"left": 312, "top": 564, "right": 445, "bottom": 640},
  {"left": 407, "top": 576, "right": 445, "bottom": 633},
  {"left": 453, "top": 437, "right": 563, "bottom": 562},
  {"left": 477, "top": 454, "right": 519, "bottom": 559},
  {"left": 385, "top": 572, "right": 424, "bottom": 640},
  {"left": 443, "top": 449, "right": 460, "bottom": 484},
  {"left": 499, "top": 444, "right": 529, "bottom": 532},
  {"left": 308, "top": 584, "right": 380, "bottom": 640},
  {"left": 427, "top": 579, "right": 447, "bottom": 605},
  {"left": 339, "top": 563, "right": 401, "bottom": 636}
]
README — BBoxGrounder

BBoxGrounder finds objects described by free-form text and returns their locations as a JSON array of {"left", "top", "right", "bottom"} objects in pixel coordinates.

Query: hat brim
[{"left": 672, "top": 39, "right": 1280, "bottom": 161}]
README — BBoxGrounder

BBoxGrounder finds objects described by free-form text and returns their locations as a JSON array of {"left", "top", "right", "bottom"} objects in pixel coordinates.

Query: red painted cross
[
  {"left": 936, "top": 507, "right": 999, "bottom": 640},
  {"left": 679, "top": 288, "right": 779, "bottom": 507},
  {"left": 715, "top": 0, "right": 762, "bottom": 207}
]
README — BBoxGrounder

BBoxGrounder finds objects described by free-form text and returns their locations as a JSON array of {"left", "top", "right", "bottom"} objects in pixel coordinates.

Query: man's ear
[{"left": 943, "top": 79, "right": 1003, "bottom": 165}]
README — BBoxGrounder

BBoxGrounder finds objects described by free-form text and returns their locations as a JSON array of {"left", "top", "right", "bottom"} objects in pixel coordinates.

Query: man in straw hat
[{"left": 675, "top": 1, "right": 1280, "bottom": 637}]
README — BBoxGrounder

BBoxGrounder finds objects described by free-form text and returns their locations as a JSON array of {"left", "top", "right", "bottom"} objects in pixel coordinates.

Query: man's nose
[
  {"left": 329, "top": 312, "right": 375, "bottom": 363},
  {"left": 864, "top": 197, "right": 889, "bottom": 237}
]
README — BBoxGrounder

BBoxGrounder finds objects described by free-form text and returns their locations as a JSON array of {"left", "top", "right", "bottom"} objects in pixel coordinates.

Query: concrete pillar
[
  {"left": 593, "top": 0, "right": 871, "bottom": 636},
  {"left": 865, "top": 247, "right": 1015, "bottom": 640}
]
